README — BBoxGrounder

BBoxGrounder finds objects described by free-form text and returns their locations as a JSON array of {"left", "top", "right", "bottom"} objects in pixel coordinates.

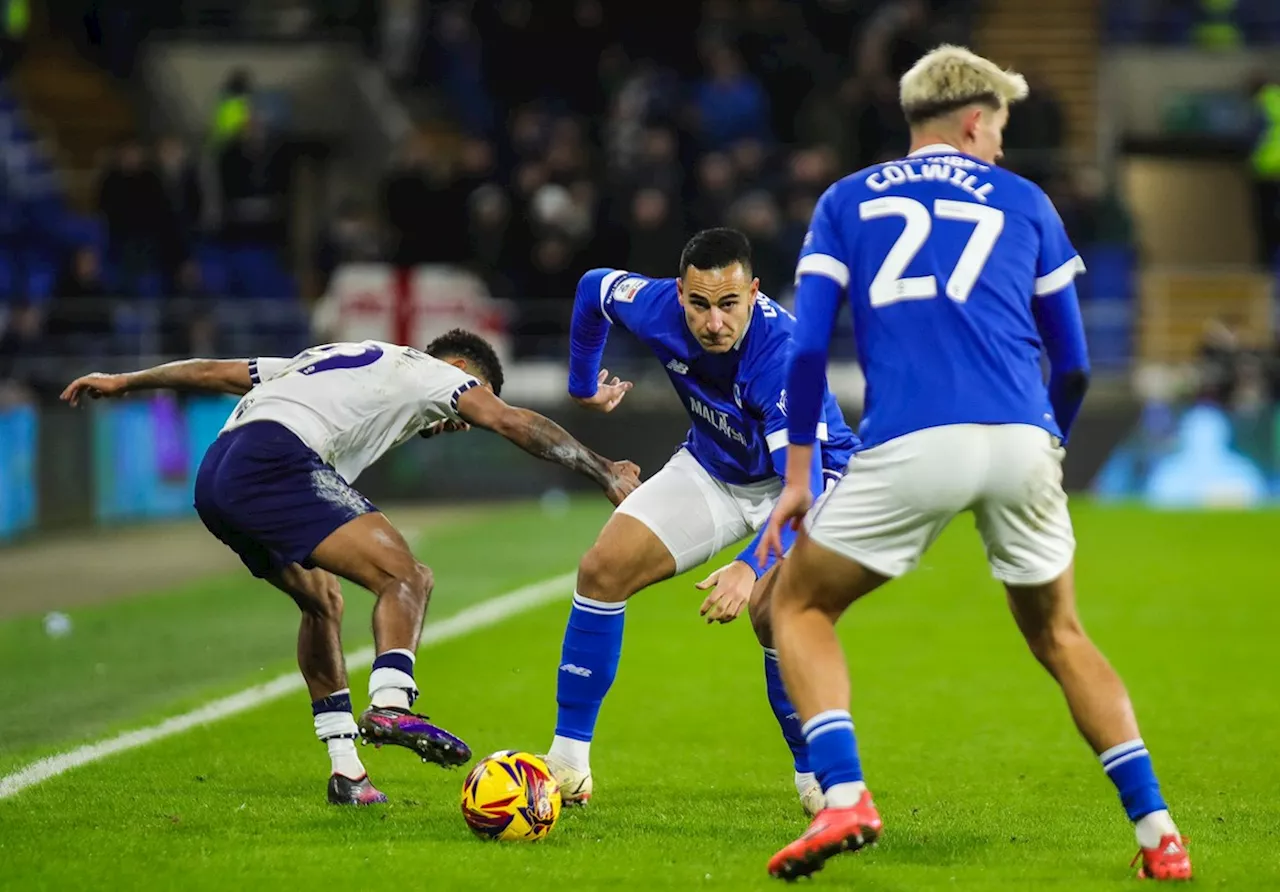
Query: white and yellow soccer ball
[{"left": 460, "top": 751, "right": 562, "bottom": 842}]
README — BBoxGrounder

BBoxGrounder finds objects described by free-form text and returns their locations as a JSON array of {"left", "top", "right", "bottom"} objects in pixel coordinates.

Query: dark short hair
[
  {"left": 902, "top": 92, "right": 1002, "bottom": 126},
  {"left": 678, "top": 227, "right": 753, "bottom": 278},
  {"left": 426, "top": 328, "right": 504, "bottom": 397}
]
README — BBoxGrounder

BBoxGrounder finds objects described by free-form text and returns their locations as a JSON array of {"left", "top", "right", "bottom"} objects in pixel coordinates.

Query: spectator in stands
[
  {"left": 624, "top": 187, "right": 685, "bottom": 277},
  {"left": 1001, "top": 63, "right": 1066, "bottom": 185},
  {"left": 430, "top": 2, "right": 494, "bottom": 136},
  {"left": 211, "top": 68, "right": 253, "bottom": 147},
  {"left": 727, "top": 189, "right": 790, "bottom": 289},
  {"left": 314, "top": 197, "right": 382, "bottom": 294},
  {"left": 155, "top": 135, "right": 204, "bottom": 296},
  {"left": 467, "top": 183, "right": 526, "bottom": 298},
  {"left": 162, "top": 260, "right": 218, "bottom": 357},
  {"left": 0, "top": 299, "right": 41, "bottom": 405},
  {"left": 518, "top": 231, "right": 581, "bottom": 356},
  {"left": 47, "top": 245, "right": 111, "bottom": 353},
  {"left": 1249, "top": 71, "right": 1280, "bottom": 267},
  {"left": 97, "top": 138, "right": 167, "bottom": 294},
  {"left": 380, "top": 132, "right": 471, "bottom": 267},
  {"left": 738, "top": 0, "right": 830, "bottom": 144},
  {"left": 0, "top": 0, "right": 27, "bottom": 82},
  {"left": 379, "top": 0, "right": 425, "bottom": 86},
  {"left": 217, "top": 114, "right": 291, "bottom": 297},
  {"left": 840, "top": 0, "right": 930, "bottom": 166},
  {"left": 691, "top": 42, "right": 772, "bottom": 151},
  {"left": 689, "top": 151, "right": 738, "bottom": 232}
]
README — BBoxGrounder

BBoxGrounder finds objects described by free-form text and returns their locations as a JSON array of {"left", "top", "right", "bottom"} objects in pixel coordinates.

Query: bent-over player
[
  {"left": 63, "top": 330, "right": 640, "bottom": 805},
  {"left": 541, "top": 229, "right": 857, "bottom": 816}
]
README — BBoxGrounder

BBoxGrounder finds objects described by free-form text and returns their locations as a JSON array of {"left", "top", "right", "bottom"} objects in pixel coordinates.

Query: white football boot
[{"left": 540, "top": 753, "right": 593, "bottom": 806}]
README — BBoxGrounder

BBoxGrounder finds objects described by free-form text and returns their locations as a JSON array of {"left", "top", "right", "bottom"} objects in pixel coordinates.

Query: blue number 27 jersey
[{"left": 795, "top": 144, "right": 1087, "bottom": 450}]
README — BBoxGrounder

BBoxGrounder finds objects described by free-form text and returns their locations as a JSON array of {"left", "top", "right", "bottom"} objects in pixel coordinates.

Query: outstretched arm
[
  {"left": 455, "top": 385, "right": 640, "bottom": 506},
  {"left": 61, "top": 359, "right": 256, "bottom": 405}
]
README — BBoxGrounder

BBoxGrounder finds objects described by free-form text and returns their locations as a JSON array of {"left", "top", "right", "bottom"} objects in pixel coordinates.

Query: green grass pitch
[{"left": 1, "top": 500, "right": 1277, "bottom": 890}]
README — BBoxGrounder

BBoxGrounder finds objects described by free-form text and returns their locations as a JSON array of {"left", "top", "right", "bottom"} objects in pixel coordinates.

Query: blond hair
[{"left": 899, "top": 45, "right": 1028, "bottom": 125}]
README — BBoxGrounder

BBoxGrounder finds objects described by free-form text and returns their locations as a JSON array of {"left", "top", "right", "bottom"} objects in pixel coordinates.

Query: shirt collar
[{"left": 908, "top": 143, "right": 961, "bottom": 157}]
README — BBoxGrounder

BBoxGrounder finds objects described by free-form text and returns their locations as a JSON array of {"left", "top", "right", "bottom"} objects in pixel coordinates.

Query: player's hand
[
  {"left": 603, "top": 459, "right": 641, "bottom": 506},
  {"left": 756, "top": 483, "right": 812, "bottom": 567},
  {"left": 60, "top": 373, "right": 131, "bottom": 407},
  {"left": 572, "top": 369, "right": 633, "bottom": 414},
  {"left": 696, "top": 560, "right": 756, "bottom": 624},
  {"left": 420, "top": 419, "right": 471, "bottom": 439}
]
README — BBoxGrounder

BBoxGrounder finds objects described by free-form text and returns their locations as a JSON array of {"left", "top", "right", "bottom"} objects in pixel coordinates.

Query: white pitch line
[{"left": 0, "top": 570, "right": 576, "bottom": 801}]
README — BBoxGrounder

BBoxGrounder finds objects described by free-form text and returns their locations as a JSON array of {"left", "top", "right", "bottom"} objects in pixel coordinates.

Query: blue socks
[
  {"left": 1101, "top": 739, "right": 1168, "bottom": 821},
  {"left": 803, "top": 709, "right": 865, "bottom": 807},
  {"left": 764, "top": 647, "right": 810, "bottom": 773},
  {"left": 553, "top": 593, "right": 626, "bottom": 751}
]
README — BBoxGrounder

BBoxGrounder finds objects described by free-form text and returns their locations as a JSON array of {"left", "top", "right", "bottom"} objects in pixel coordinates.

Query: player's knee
[
  {"left": 407, "top": 561, "right": 434, "bottom": 604},
  {"left": 1024, "top": 615, "right": 1087, "bottom": 668},
  {"left": 318, "top": 580, "right": 344, "bottom": 622},
  {"left": 576, "top": 545, "right": 632, "bottom": 603},
  {"left": 376, "top": 558, "right": 433, "bottom": 608}
]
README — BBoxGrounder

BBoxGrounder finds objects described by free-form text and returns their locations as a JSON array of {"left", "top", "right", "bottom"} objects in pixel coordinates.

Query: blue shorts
[{"left": 193, "top": 421, "right": 377, "bottom": 578}]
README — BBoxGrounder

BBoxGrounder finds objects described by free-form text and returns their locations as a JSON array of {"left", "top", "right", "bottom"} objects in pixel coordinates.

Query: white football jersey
[{"left": 222, "top": 340, "right": 480, "bottom": 483}]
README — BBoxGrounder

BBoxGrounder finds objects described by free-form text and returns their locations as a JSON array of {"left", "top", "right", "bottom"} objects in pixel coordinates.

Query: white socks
[
  {"left": 548, "top": 735, "right": 592, "bottom": 773},
  {"left": 1135, "top": 809, "right": 1178, "bottom": 849},
  {"left": 369, "top": 648, "right": 417, "bottom": 710},
  {"left": 824, "top": 780, "right": 868, "bottom": 809},
  {"left": 794, "top": 771, "right": 817, "bottom": 794},
  {"left": 314, "top": 705, "right": 365, "bottom": 780},
  {"left": 326, "top": 737, "right": 365, "bottom": 780}
]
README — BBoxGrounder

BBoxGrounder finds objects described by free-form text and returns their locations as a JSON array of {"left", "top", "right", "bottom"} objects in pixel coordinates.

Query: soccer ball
[{"left": 460, "top": 751, "right": 562, "bottom": 842}]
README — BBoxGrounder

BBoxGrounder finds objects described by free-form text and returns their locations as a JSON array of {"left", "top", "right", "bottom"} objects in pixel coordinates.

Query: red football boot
[
  {"left": 767, "top": 789, "right": 882, "bottom": 881},
  {"left": 1133, "top": 834, "right": 1192, "bottom": 881}
]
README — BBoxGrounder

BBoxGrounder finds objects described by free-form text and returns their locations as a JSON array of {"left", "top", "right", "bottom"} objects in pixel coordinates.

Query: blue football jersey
[
  {"left": 568, "top": 269, "right": 857, "bottom": 486},
  {"left": 795, "top": 144, "right": 1087, "bottom": 450}
]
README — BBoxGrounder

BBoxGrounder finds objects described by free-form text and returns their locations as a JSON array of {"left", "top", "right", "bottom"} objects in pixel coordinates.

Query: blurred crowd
[
  {"left": 1106, "top": 0, "right": 1280, "bottom": 47},
  {"left": 4, "top": 0, "right": 1114, "bottom": 400},
  {"left": 345, "top": 0, "right": 1112, "bottom": 355}
]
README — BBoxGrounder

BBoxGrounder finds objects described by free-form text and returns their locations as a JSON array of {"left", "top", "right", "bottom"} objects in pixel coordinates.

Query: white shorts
[
  {"left": 615, "top": 448, "right": 781, "bottom": 573},
  {"left": 806, "top": 424, "right": 1075, "bottom": 586}
]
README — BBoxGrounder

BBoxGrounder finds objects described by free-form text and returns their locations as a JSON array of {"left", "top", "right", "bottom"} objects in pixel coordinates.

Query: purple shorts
[{"left": 193, "top": 421, "right": 376, "bottom": 578}]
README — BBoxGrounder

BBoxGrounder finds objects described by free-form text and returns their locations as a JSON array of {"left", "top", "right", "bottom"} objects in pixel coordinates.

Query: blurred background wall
[{"left": 4, "top": 0, "right": 1280, "bottom": 542}]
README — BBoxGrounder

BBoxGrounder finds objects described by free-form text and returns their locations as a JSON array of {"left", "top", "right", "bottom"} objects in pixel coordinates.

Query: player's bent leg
[
  {"left": 767, "top": 534, "right": 889, "bottom": 881},
  {"left": 545, "top": 513, "right": 679, "bottom": 806},
  {"left": 1005, "top": 567, "right": 1190, "bottom": 880},
  {"left": 547, "top": 449, "right": 743, "bottom": 805},
  {"left": 267, "top": 564, "right": 387, "bottom": 805},
  {"left": 308, "top": 512, "right": 471, "bottom": 769},
  {"left": 750, "top": 565, "right": 823, "bottom": 816}
]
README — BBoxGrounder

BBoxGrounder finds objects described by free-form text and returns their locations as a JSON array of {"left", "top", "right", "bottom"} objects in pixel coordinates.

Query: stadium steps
[
  {"left": 12, "top": 36, "right": 137, "bottom": 209},
  {"left": 974, "top": 0, "right": 1100, "bottom": 165},
  {"left": 1138, "top": 269, "right": 1274, "bottom": 362}
]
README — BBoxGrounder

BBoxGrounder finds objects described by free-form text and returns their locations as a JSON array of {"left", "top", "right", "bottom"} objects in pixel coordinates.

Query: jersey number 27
[{"left": 860, "top": 197, "right": 1004, "bottom": 307}]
